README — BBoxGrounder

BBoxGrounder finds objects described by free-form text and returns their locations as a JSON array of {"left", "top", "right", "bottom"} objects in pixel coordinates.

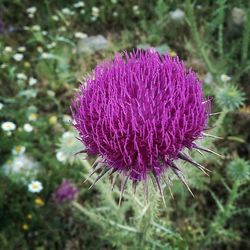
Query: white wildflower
[
  {"left": 62, "top": 8, "right": 74, "bottom": 15},
  {"left": 4, "top": 46, "right": 12, "bottom": 53},
  {"left": 47, "top": 42, "right": 56, "bottom": 49},
  {"left": 56, "top": 131, "right": 83, "bottom": 164},
  {"left": 28, "top": 77, "right": 38, "bottom": 86},
  {"left": 170, "top": 9, "right": 185, "bottom": 21},
  {"left": 0, "top": 102, "right": 4, "bottom": 110},
  {"left": 28, "top": 180, "right": 43, "bottom": 193},
  {"left": 28, "top": 113, "right": 38, "bottom": 121},
  {"left": 221, "top": 74, "right": 231, "bottom": 82},
  {"left": 12, "top": 146, "right": 26, "bottom": 155},
  {"left": 26, "top": 6, "right": 37, "bottom": 14},
  {"left": 18, "top": 46, "right": 26, "bottom": 52},
  {"left": 92, "top": 7, "right": 99, "bottom": 17},
  {"left": 23, "top": 123, "right": 33, "bottom": 132},
  {"left": 204, "top": 72, "right": 213, "bottom": 84},
  {"left": 52, "top": 15, "right": 59, "bottom": 21},
  {"left": 1, "top": 121, "right": 16, "bottom": 131},
  {"left": 17, "top": 73, "right": 27, "bottom": 80},
  {"left": 73, "top": 2, "right": 85, "bottom": 8},
  {"left": 3, "top": 154, "right": 39, "bottom": 178},
  {"left": 74, "top": 32, "right": 87, "bottom": 39},
  {"left": 31, "top": 25, "right": 41, "bottom": 31},
  {"left": 13, "top": 53, "right": 24, "bottom": 61},
  {"left": 42, "top": 30, "right": 48, "bottom": 36},
  {"left": 133, "top": 5, "right": 140, "bottom": 15},
  {"left": 56, "top": 151, "right": 67, "bottom": 162}
]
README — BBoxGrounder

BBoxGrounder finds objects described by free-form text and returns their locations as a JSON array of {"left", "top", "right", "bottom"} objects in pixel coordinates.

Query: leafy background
[{"left": 0, "top": 0, "right": 250, "bottom": 249}]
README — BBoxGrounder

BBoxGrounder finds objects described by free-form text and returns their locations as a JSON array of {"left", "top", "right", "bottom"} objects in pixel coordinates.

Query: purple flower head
[
  {"left": 53, "top": 180, "right": 78, "bottom": 203},
  {"left": 72, "top": 49, "right": 214, "bottom": 199}
]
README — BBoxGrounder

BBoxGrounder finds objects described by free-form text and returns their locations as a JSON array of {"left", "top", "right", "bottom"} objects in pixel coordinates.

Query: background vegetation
[{"left": 0, "top": 0, "right": 249, "bottom": 249}]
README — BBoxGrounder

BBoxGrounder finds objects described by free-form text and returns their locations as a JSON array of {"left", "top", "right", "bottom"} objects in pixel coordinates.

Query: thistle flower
[
  {"left": 52, "top": 180, "right": 78, "bottom": 203},
  {"left": 71, "top": 49, "right": 216, "bottom": 201}
]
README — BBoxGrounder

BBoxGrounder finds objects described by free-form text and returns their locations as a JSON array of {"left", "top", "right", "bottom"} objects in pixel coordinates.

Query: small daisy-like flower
[
  {"left": 0, "top": 102, "right": 4, "bottom": 110},
  {"left": 73, "top": 2, "right": 85, "bottom": 8},
  {"left": 1, "top": 121, "right": 16, "bottom": 131},
  {"left": 3, "top": 154, "right": 39, "bottom": 178},
  {"left": 17, "top": 73, "right": 27, "bottom": 80},
  {"left": 56, "top": 131, "right": 83, "bottom": 164},
  {"left": 47, "top": 42, "right": 56, "bottom": 49},
  {"left": 18, "top": 46, "right": 26, "bottom": 52},
  {"left": 204, "top": 72, "right": 213, "bottom": 84},
  {"left": 28, "top": 77, "right": 38, "bottom": 86},
  {"left": 52, "top": 179, "right": 78, "bottom": 203},
  {"left": 92, "top": 6, "right": 99, "bottom": 17},
  {"left": 61, "top": 8, "right": 73, "bottom": 15},
  {"left": 220, "top": 74, "right": 231, "bottom": 82},
  {"left": 34, "top": 197, "right": 44, "bottom": 206},
  {"left": 4, "top": 46, "right": 12, "bottom": 53},
  {"left": 26, "top": 6, "right": 37, "bottom": 14},
  {"left": 28, "top": 180, "right": 43, "bottom": 193},
  {"left": 13, "top": 53, "right": 24, "bottom": 61},
  {"left": 52, "top": 15, "right": 59, "bottom": 21},
  {"left": 23, "top": 123, "right": 33, "bottom": 132},
  {"left": 28, "top": 113, "right": 38, "bottom": 121},
  {"left": 170, "top": 9, "right": 185, "bottom": 21},
  {"left": 12, "top": 146, "right": 26, "bottom": 155},
  {"left": 22, "top": 223, "right": 29, "bottom": 231},
  {"left": 133, "top": 5, "right": 140, "bottom": 15},
  {"left": 31, "top": 25, "right": 41, "bottom": 31},
  {"left": 72, "top": 49, "right": 217, "bottom": 202},
  {"left": 74, "top": 32, "right": 87, "bottom": 39},
  {"left": 56, "top": 151, "right": 67, "bottom": 162}
]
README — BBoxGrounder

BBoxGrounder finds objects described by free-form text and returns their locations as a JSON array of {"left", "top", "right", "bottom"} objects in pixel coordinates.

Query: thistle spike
[
  {"left": 74, "top": 149, "right": 88, "bottom": 156},
  {"left": 83, "top": 157, "right": 103, "bottom": 183},
  {"left": 118, "top": 172, "right": 130, "bottom": 207},
  {"left": 209, "top": 112, "right": 222, "bottom": 116},
  {"left": 153, "top": 173, "right": 166, "bottom": 207},
  {"left": 89, "top": 167, "right": 111, "bottom": 189},
  {"left": 170, "top": 162, "right": 194, "bottom": 197},
  {"left": 163, "top": 173, "right": 174, "bottom": 199},
  {"left": 194, "top": 145, "right": 222, "bottom": 157},
  {"left": 202, "top": 133, "right": 223, "bottom": 140},
  {"left": 111, "top": 173, "right": 118, "bottom": 191},
  {"left": 178, "top": 152, "right": 211, "bottom": 175}
]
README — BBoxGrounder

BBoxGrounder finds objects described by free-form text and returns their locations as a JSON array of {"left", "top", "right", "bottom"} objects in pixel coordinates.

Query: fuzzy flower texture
[{"left": 72, "top": 49, "right": 215, "bottom": 198}]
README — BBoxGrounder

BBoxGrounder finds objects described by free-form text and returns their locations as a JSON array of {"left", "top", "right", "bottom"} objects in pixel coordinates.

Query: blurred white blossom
[
  {"left": 74, "top": 32, "right": 88, "bottom": 39},
  {"left": 26, "top": 6, "right": 37, "bottom": 14},
  {"left": 4, "top": 46, "right": 12, "bottom": 53},
  {"left": 92, "top": 7, "right": 99, "bottom": 17},
  {"left": 204, "top": 72, "right": 213, "bottom": 84},
  {"left": 56, "top": 131, "right": 83, "bottom": 164},
  {"left": 28, "top": 180, "right": 43, "bottom": 193},
  {"left": 73, "top": 2, "right": 85, "bottom": 8},
  {"left": 12, "top": 146, "right": 26, "bottom": 155},
  {"left": 1, "top": 121, "right": 16, "bottom": 131},
  {"left": 3, "top": 154, "right": 39, "bottom": 179},
  {"left": 0, "top": 102, "right": 4, "bottom": 110},
  {"left": 221, "top": 74, "right": 231, "bottom": 82},
  {"left": 17, "top": 73, "right": 27, "bottom": 80},
  {"left": 28, "top": 113, "right": 38, "bottom": 121},
  {"left": 13, "top": 53, "right": 24, "bottom": 61},
  {"left": 133, "top": 5, "right": 140, "bottom": 15},
  {"left": 24, "top": 123, "right": 33, "bottom": 132},
  {"left": 170, "top": 9, "right": 185, "bottom": 21},
  {"left": 29, "top": 77, "right": 38, "bottom": 86}
]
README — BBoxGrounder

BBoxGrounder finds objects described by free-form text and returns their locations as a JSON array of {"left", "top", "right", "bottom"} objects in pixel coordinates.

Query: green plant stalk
[
  {"left": 241, "top": 10, "right": 250, "bottom": 64},
  {"left": 203, "top": 180, "right": 240, "bottom": 247},
  {"left": 217, "top": 0, "right": 226, "bottom": 56},
  {"left": 185, "top": 0, "right": 217, "bottom": 76}
]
